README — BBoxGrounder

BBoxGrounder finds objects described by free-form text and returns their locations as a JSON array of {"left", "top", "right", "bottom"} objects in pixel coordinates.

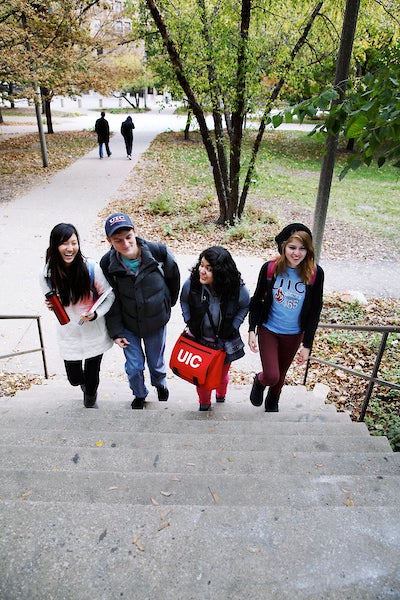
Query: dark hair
[
  {"left": 274, "top": 230, "right": 316, "bottom": 284},
  {"left": 190, "top": 245, "right": 242, "bottom": 298},
  {"left": 46, "top": 223, "right": 91, "bottom": 305}
]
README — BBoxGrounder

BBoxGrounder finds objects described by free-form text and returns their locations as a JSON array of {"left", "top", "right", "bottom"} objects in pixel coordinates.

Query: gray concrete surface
[
  {"left": 0, "top": 94, "right": 399, "bottom": 380},
  {"left": 1, "top": 378, "right": 399, "bottom": 599}
]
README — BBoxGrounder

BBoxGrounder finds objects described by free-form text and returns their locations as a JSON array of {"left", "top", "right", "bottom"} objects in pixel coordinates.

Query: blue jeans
[
  {"left": 122, "top": 327, "right": 167, "bottom": 398},
  {"left": 99, "top": 142, "right": 111, "bottom": 158}
]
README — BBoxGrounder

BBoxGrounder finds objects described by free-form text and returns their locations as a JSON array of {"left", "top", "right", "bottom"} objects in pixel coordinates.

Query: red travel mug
[{"left": 45, "top": 291, "right": 70, "bottom": 325}]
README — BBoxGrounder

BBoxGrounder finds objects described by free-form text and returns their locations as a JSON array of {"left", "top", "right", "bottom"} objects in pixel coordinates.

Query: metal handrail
[
  {"left": 0, "top": 315, "right": 49, "bottom": 379},
  {"left": 303, "top": 323, "right": 400, "bottom": 421}
]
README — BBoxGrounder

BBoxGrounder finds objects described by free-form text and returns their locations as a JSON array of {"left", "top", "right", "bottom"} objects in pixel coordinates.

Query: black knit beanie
[{"left": 275, "top": 223, "right": 312, "bottom": 252}]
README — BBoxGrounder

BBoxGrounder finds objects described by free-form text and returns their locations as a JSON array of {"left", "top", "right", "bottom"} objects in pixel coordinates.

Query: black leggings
[{"left": 64, "top": 354, "right": 103, "bottom": 396}]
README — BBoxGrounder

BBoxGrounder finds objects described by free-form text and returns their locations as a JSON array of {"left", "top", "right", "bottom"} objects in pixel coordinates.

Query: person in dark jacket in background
[
  {"left": 100, "top": 212, "right": 180, "bottom": 409},
  {"left": 248, "top": 223, "right": 324, "bottom": 412},
  {"left": 180, "top": 246, "right": 250, "bottom": 411},
  {"left": 94, "top": 111, "right": 111, "bottom": 159},
  {"left": 120, "top": 115, "right": 135, "bottom": 159}
]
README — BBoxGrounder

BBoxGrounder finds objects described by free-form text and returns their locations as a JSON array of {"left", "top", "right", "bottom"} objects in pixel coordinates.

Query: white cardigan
[{"left": 40, "top": 259, "right": 115, "bottom": 361}]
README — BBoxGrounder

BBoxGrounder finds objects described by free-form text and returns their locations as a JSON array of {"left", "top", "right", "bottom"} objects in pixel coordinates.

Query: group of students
[
  {"left": 94, "top": 112, "right": 135, "bottom": 160},
  {"left": 40, "top": 215, "right": 324, "bottom": 412}
]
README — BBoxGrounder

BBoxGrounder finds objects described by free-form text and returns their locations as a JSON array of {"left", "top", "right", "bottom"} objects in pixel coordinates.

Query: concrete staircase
[{"left": 0, "top": 376, "right": 399, "bottom": 600}]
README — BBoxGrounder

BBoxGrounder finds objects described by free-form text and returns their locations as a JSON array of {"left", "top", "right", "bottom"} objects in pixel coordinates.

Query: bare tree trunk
[
  {"left": 22, "top": 12, "right": 48, "bottom": 167},
  {"left": 41, "top": 88, "right": 54, "bottom": 134},
  {"left": 198, "top": 0, "right": 230, "bottom": 211},
  {"left": 184, "top": 109, "right": 192, "bottom": 140},
  {"left": 228, "top": 0, "right": 251, "bottom": 224},
  {"left": 239, "top": 1, "right": 323, "bottom": 218},
  {"left": 146, "top": 0, "right": 228, "bottom": 221},
  {"left": 8, "top": 84, "right": 15, "bottom": 109},
  {"left": 313, "top": 0, "right": 361, "bottom": 262}
]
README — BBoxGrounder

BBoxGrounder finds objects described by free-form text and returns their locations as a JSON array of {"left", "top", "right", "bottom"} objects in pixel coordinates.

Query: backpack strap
[
  {"left": 86, "top": 260, "right": 99, "bottom": 300},
  {"left": 147, "top": 242, "right": 167, "bottom": 277},
  {"left": 310, "top": 265, "right": 317, "bottom": 285},
  {"left": 267, "top": 260, "right": 276, "bottom": 281}
]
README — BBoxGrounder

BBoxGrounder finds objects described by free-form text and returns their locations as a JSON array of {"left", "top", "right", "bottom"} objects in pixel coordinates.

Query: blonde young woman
[{"left": 248, "top": 223, "right": 324, "bottom": 412}]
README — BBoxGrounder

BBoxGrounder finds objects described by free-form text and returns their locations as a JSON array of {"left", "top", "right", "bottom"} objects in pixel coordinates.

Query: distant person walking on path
[
  {"left": 248, "top": 223, "right": 324, "bottom": 412},
  {"left": 180, "top": 246, "right": 250, "bottom": 411},
  {"left": 120, "top": 115, "right": 135, "bottom": 159},
  {"left": 100, "top": 212, "right": 180, "bottom": 409},
  {"left": 40, "top": 223, "right": 115, "bottom": 408},
  {"left": 95, "top": 111, "right": 112, "bottom": 158}
]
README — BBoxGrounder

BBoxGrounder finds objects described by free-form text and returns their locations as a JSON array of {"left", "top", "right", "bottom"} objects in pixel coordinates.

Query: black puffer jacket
[{"left": 100, "top": 238, "right": 180, "bottom": 338}]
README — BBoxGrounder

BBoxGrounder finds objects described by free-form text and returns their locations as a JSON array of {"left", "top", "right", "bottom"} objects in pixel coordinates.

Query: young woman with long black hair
[{"left": 40, "top": 223, "right": 114, "bottom": 407}]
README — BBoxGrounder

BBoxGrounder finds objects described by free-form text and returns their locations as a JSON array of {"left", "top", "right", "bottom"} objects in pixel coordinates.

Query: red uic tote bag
[{"left": 169, "top": 332, "right": 226, "bottom": 390}]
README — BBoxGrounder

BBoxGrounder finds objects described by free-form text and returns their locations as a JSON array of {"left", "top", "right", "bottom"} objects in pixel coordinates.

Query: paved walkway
[{"left": 0, "top": 95, "right": 399, "bottom": 378}]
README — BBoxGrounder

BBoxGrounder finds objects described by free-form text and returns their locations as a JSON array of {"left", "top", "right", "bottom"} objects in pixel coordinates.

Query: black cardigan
[{"left": 248, "top": 261, "right": 324, "bottom": 350}]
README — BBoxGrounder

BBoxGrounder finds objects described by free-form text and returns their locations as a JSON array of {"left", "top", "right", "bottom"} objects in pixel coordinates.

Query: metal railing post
[
  {"left": 36, "top": 316, "right": 49, "bottom": 379},
  {"left": 0, "top": 315, "right": 49, "bottom": 379},
  {"left": 358, "top": 331, "right": 388, "bottom": 422}
]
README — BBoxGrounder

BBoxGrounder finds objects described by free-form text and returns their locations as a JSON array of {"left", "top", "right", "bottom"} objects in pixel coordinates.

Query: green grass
[
  {"left": 142, "top": 129, "right": 399, "bottom": 246},
  {"left": 143, "top": 131, "right": 398, "bottom": 256},
  {"left": 246, "top": 130, "right": 399, "bottom": 242}
]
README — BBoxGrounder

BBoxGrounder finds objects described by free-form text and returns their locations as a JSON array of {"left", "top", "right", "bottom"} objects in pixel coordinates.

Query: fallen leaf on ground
[
  {"left": 18, "top": 490, "right": 32, "bottom": 501},
  {"left": 161, "top": 509, "right": 172, "bottom": 520},
  {"left": 132, "top": 532, "right": 145, "bottom": 552},
  {"left": 208, "top": 487, "right": 220, "bottom": 504}
]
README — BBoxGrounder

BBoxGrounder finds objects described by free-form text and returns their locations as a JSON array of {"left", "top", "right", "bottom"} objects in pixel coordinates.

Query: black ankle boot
[
  {"left": 265, "top": 390, "right": 280, "bottom": 412},
  {"left": 250, "top": 374, "right": 265, "bottom": 406},
  {"left": 84, "top": 391, "right": 97, "bottom": 408}
]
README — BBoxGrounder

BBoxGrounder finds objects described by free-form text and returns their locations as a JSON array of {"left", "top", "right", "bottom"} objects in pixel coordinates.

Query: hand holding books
[{"left": 78, "top": 287, "right": 113, "bottom": 325}]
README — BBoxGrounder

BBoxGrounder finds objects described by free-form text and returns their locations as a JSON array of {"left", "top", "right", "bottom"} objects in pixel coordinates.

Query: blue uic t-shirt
[{"left": 264, "top": 268, "right": 306, "bottom": 334}]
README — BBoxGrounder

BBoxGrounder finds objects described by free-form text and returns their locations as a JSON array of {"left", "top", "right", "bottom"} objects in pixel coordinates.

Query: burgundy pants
[
  {"left": 196, "top": 362, "right": 231, "bottom": 405},
  {"left": 257, "top": 327, "right": 303, "bottom": 395}
]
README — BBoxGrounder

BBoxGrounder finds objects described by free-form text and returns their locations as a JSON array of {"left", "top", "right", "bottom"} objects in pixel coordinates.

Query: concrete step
[
  {"left": 0, "top": 426, "right": 392, "bottom": 454},
  {"left": 1, "top": 377, "right": 398, "bottom": 598},
  {"left": 1, "top": 444, "right": 398, "bottom": 476},
  {"left": 1, "top": 501, "right": 399, "bottom": 600},
  {"left": 1, "top": 468, "right": 398, "bottom": 508},
  {"left": 0, "top": 408, "right": 370, "bottom": 433},
  {"left": 0, "top": 376, "right": 334, "bottom": 413}
]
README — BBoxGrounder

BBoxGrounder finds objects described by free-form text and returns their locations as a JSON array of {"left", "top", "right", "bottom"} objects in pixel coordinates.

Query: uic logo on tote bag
[{"left": 177, "top": 349, "right": 202, "bottom": 368}]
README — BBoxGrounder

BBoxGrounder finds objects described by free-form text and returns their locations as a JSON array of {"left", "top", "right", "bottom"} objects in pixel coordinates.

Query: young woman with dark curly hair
[{"left": 180, "top": 246, "right": 250, "bottom": 411}]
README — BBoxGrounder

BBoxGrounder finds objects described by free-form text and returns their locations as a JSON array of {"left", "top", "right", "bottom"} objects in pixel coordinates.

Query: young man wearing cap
[{"left": 100, "top": 213, "right": 180, "bottom": 409}]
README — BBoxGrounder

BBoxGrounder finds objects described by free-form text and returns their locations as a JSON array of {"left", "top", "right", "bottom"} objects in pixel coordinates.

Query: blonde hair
[{"left": 274, "top": 231, "right": 315, "bottom": 284}]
